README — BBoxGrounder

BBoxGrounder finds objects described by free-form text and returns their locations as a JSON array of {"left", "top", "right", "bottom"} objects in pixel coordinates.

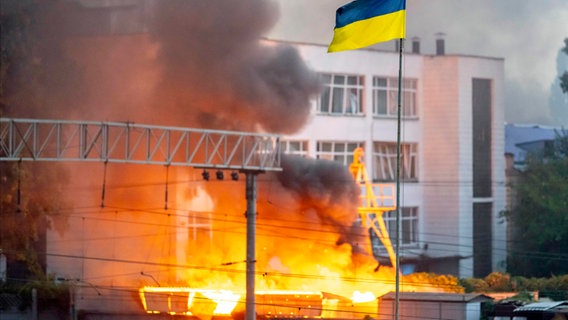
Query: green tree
[
  {"left": 561, "top": 38, "right": 568, "bottom": 94},
  {"left": 460, "top": 273, "right": 568, "bottom": 301},
  {"left": 1, "top": 0, "right": 73, "bottom": 281},
  {"left": 506, "top": 132, "right": 568, "bottom": 277},
  {"left": 1, "top": 162, "right": 70, "bottom": 280}
]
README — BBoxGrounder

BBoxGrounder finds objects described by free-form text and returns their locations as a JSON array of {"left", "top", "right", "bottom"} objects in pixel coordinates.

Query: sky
[{"left": 268, "top": 0, "right": 568, "bottom": 126}]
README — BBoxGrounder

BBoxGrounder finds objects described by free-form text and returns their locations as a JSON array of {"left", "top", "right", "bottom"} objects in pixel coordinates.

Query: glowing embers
[
  {"left": 237, "top": 291, "right": 324, "bottom": 318},
  {"left": 138, "top": 287, "right": 191, "bottom": 316},
  {"left": 351, "top": 291, "right": 376, "bottom": 303},
  {"left": 139, "top": 287, "right": 241, "bottom": 316},
  {"left": 139, "top": 288, "right": 329, "bottom": 318},
  {"left": 196, "top": 290, "right": 241, "bottom": 315}
]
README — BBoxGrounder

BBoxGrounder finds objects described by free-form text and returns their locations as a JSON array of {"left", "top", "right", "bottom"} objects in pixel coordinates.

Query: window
[
  {"left": 318, "top": 73, "right": 364, "bottom": 115},
  {"left": 473, "top": 202, "right": 492, "bottom": 277},
  {"left": 369, "top": 207, "right": 419, "bottom": 253},
  {"left": 384, "top": 207, "right": 419, "bottom": 245},
  {"left": 187, "top": 212, "right": 213, "bottom": 251},
  {"left": 472, "top": 78, "right": 492, "bottom": 198},
  {"left": 373, "top": 142, "right": 418, "bottom": 181},
  {"left": 280, "top": 140, "right": 309, "bottom": 157},
  {"left": 69, "top": 4, "right": 148, "bottom": 36},
  {"left": 316, "top": 141, "right": 363, "bottom": 165},
  {"left": 372, "top": 77, "right": 417, "bottom": 117}
]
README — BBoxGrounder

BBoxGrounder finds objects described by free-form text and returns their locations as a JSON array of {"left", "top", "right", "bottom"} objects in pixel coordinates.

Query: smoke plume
[
  {"left": 2, "top": 0, "right": 321, "bottom": 134},
  {"left": 276, "top": 154, "right": 360, "bottom": 238},
  {"left": 1, "top": 0, "right": 378, "bottom": 298},
  {"left": 149, "top": 0, "right": 320, "bottom": 133}
]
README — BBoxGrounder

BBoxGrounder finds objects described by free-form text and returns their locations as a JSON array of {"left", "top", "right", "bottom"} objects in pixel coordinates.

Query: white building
[{"left": 278, "top": 38, "right": 507, "bottom": 278}]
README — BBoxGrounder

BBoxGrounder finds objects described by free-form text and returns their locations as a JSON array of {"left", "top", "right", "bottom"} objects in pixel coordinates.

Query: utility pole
[
  {"left": 245, "top": 171, "right": 259, "bottom": 320},
  {"left": 69, "top": 282, "right": 76, "bottom": 320}
]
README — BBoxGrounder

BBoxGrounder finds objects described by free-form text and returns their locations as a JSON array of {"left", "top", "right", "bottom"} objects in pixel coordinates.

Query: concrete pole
[
  {"left": 245, "top": 172, "right": 257, "bottom": 320},
  {"left": 69, "top": 284, "right": 75, "bottom": 320},
  {"left": 32, "top": 288, "right": 38, "bottom": 320}
]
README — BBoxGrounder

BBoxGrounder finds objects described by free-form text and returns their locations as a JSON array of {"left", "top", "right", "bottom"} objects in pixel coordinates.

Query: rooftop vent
[
  {"left": 411, "top": 36, "right": 420, "bottom": 54},
  {"left": 435, "top": 32, "right": 446, "bottom": 55}
]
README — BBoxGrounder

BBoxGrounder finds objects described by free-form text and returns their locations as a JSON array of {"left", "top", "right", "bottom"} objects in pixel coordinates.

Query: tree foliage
[
  {"left": 1, "top": 1, "right": 76, "bottom": 279},
  {"left": 460, "top": 272, "right": 568, "bottom": 301},
  {"left": 0, "top": 274, "right": 70, "bottom": 315},
  {"left": 506, "top": 132, "right": 568, "bottom": 277},
  {"left": 561, "top": 38, "right": 568, "bottom": 94},
  {"left": 1, "top": 162, "right": 70, "bottom": 279}
]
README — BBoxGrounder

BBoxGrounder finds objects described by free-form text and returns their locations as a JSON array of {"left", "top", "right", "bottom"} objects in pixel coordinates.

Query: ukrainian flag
[{"left": 328, "top": 0, "right": 406, "bottom": 53}]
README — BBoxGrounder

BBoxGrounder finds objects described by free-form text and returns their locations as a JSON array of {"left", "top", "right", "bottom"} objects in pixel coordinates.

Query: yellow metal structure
[{"left": 349, "top": 147, "right": 397, "bottom": 269}]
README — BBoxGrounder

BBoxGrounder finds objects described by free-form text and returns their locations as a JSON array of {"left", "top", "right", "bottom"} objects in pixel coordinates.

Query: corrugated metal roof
[
  {"left": 514, "top": 301, "right": 568, "bottom": 312},
  {"left": 379, "top": 291, "right": 493, "bottom": 303},
  {"left": 505, "top": 123, "right": 560, "bottom": 163}
]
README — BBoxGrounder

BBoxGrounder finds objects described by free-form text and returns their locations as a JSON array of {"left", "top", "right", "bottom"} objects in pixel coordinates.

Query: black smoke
[
  {"left": 275, "top": 154, "right": 361, "bottom": 239},
  {"left": 1, "top": 0, "right": 321, "bottom": 134}
]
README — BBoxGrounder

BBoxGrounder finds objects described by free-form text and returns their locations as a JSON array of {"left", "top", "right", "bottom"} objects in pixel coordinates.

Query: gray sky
[{"left": 268, "top": 0, "right": 568, "bottom": 126}]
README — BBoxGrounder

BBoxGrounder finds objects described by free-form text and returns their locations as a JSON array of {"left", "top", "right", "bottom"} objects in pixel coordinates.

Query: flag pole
[{"left": 394, "top": 37, "right": 404, "bottom": 320}]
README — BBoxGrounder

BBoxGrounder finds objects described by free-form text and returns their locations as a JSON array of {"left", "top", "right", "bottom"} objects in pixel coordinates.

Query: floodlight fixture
[{"left": 202, "top": 170, "right": 210, "bottom": 181}]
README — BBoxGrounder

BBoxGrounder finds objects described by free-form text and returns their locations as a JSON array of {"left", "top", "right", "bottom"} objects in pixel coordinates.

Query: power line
[{"left": 45, "top": 205, "right": 568, "bottom": 261}]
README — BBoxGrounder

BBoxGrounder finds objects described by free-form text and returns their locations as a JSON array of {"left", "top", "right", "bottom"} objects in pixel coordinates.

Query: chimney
[
  {"left": 411, "top": 36, "right": 420, "bottom": 54},
  {"left": 435, "top": 32, "right": 446, "bottom": 55}
]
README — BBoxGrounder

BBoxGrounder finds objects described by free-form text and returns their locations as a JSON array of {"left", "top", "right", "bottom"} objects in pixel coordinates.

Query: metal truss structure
[
  {"left": 1, "top": 117, "right": 282, "bottom": 320},
  {"left": 0, "top": 118, "right": 281, "bottom": 171},
  {"left": 349, "top": 147, "right": 397, "bottom": 270}
]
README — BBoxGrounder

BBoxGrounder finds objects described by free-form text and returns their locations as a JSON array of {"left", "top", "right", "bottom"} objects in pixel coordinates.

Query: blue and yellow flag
[{"left": 328, "top": 0, "right": 406, "bottom": 53}]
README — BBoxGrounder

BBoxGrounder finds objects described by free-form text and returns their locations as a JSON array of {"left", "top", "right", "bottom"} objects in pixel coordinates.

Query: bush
[{"left": 460, "top": 273, "right": 568, "bottom": 300}]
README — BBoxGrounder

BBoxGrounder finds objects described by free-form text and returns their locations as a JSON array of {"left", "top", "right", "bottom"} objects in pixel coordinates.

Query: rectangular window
[
  {"left": 316, "top": 141, "right": 363, "bottom": 165},
  {"left": 472, "top": 78, "right": 492, "bottom": 198},
  {"left": 318, "top": 73, "right": 364, "bottom": 115},
  {"left": 384, "top": 207, "right": 419, "bottom": 245},
  {"left": 373, "top": 142, "right": 418, "bottom": 181},
  {"left": 187, "top": 212, "right": 213, "bottom": 253},
  {"left": 473, "top": 202, "right": 492, "bottom": 277},
  {"left": 370, "top": 207, "right": 419, "bottom": 251},
  {"left": 372, "top": 77, "right": 417, "bottom": 117},
  {"left": 280, "top": 140, "right": 309, "bottom": 157}
]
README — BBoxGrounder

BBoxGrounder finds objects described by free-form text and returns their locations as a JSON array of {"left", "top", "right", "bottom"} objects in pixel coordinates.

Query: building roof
[
  {"left": 379, "top": 292, "right": 493, "bottom": 303},
  {"left": 514, "top": 301, "right": 568, "bottom": 314},
  {"left": 261, "top": 37, "right": 505, "bottom": 60},
  {"left": 505, "top": 123, "right": 561, "bottom": 164}
]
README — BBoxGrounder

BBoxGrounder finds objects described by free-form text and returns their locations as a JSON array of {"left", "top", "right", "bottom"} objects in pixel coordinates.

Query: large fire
[
  {"left": 138, "top": 288, "right": 381, "bottom": 318},
  {"left": 135, "top": 152, "right": 462, "bottom": 318}
]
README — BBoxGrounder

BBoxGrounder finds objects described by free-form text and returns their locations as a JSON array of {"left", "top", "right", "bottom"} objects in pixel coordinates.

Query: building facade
[{"left": 279, "top": 39, "right": 506, "bottom": 278}]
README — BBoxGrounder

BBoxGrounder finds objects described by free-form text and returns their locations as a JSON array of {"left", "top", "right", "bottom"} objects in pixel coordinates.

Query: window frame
[
  {"left": 373, "top": 142, "right": 418, "bottom": 182},
  {"left": 383, "top": 207, "right": 419, "bottom": 246},
  {"left": 372, "top": 76, "right": 418, "bottom": 118},
  {"left": 316, "top": 141, "right": 364, "bottom": 165},
  {"left": 317, "top": 73, "right": 365, "bottom": 116},
  {"left": 280, "top": 140, "right": 309, "bottom": 157}
]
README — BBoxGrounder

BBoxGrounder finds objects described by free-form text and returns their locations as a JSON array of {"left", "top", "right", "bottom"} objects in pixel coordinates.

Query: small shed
[{"left": 377, "top": 291, "right": 493, "bottom": 320}]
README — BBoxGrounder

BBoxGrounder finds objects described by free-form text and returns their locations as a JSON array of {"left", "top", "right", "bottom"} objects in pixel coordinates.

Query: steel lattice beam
[{"left": 0, "top": 118, "right": 281, "bottom": 171}]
